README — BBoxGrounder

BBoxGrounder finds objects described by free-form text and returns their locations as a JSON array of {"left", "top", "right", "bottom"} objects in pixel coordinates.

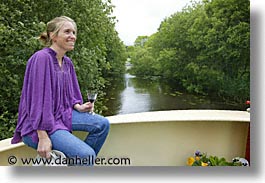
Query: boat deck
[{"left": 0, "top": 110, "right": 250, "bottom": 166}]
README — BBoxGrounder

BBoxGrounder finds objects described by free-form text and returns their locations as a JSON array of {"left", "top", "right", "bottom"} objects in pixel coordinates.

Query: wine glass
[{"left": 87, "top": 91, "right": 97, "bottom": 115}]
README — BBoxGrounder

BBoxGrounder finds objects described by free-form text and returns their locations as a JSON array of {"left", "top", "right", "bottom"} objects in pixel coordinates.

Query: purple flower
[{"left": 195, "top": 150, "right": 202, "bottom": 157}]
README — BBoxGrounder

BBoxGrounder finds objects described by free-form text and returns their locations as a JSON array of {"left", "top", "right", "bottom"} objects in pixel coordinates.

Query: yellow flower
[
  {"left": 187, "top": 157, "right": 195, "bottom": 166},
  {"left": 195, "top": 156, "right": 200, "bottom": 161},
  {"left": 201, "top": 162, "right": 208, "bottom": 166}
]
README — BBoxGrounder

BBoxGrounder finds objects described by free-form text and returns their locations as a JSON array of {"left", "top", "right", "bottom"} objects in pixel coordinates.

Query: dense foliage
[
  {"left": 0, "top": 0, "right": 127, "bottom": 140},
  {"left": 129, "top": 0, "right": 250, "bottom": 102}
]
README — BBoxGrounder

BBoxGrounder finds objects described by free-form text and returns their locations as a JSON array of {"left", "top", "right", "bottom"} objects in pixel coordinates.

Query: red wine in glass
[
  {"left": 87, "top": 92, "right": 97, "bottom": 114},
  {"left": 89, "top": 99, "right": 95, "bottom": 103}
]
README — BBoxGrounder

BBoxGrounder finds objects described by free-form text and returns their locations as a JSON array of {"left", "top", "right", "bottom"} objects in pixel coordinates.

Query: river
[{"left": 102, "top": 73, "right": 245, "bottom": 116}]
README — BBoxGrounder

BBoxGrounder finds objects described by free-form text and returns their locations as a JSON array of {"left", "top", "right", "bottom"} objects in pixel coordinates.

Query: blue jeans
[{"left": 22, "top": 110, "right": 110, "bottom": 166}]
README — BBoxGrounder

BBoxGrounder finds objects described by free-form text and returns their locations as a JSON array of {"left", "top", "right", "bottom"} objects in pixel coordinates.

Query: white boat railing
[{"left": 0, "top": 110, "right": 250, "bottom": 166}]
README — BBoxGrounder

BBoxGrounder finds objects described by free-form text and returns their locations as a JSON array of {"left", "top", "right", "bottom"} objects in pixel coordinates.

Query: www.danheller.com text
[{"left": 7, "top": 155, "right": 131, "bottom": 166}]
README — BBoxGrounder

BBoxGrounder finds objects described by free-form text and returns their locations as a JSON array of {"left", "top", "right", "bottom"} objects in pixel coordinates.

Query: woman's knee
[
  {"left": 93, "top": 115, "right": 109, "bottom": 132},
  {"left": 101, "top": 117, "right": 110, "bottom": 132}
]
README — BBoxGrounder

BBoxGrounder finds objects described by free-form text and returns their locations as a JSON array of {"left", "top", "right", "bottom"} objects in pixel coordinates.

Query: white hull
[{"left": 0, "top": 110, "right": 250, "bottom": 166}]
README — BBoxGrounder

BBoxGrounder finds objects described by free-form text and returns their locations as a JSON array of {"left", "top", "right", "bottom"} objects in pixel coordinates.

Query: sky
[{"left": 111, "top": 0, "right": 193, "bottom": 45}]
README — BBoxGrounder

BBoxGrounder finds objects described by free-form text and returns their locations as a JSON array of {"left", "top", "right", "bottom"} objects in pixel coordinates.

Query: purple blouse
[{"left": 11, "top": 47, "right": 83, "bottom": 144}]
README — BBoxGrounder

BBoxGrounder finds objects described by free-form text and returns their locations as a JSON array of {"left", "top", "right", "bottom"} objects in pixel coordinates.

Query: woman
[{"left": 11, "top": 16, "right": 110, "bottom": 165}]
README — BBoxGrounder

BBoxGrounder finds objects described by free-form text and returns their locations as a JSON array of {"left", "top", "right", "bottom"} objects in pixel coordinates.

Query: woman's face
[{"left": 52, "top": 21, "right": 77, "bottom": 52}]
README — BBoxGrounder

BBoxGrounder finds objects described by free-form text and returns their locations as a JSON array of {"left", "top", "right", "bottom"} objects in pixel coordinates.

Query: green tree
[{"left": 130, "top": 0, "right": 250, "bottom": 102}]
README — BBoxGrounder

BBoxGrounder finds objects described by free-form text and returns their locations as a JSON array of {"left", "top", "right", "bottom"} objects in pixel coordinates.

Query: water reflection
[
  {"left": 119, "top": 74, "right": 151, "bottom": 114},
  {"left": 102, "top": 73, "right": 244, "bottom": 116}
]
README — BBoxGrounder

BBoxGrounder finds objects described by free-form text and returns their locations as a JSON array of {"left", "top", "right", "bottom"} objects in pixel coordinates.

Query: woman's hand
[
  {"left": 37, "top": 130, "right": 52, "bottom": 158},
  {"left": 74, "top": 102, "right": 94, "bottom": 113}
]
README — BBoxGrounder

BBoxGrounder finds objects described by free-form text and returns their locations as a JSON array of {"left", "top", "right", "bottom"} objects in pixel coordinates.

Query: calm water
[{"left": 102, "top": 73, "right": 245, "bottom": 116}]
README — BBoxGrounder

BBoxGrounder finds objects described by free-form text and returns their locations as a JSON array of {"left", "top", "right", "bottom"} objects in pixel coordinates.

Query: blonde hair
[{"left": 39, "top": 16, "right": 77, "bottom": 46}]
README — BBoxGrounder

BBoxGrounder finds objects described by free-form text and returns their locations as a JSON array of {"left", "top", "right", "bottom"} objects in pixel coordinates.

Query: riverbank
[{"left": 102, "top": 73, "right": 245, "bottom": 116}]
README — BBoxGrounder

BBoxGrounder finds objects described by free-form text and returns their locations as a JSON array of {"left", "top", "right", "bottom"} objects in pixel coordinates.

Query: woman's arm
[
  {"left": 74, "top": 102, "right": 94, "bottom": 113},
  {"left": 37, "top": 130, "right": 52, "bottom": 158},
  {"left": 25, "top": 52, "right": 54, "bottom": 157},
  {"left": 26, "top": 52, "right": 54, "bottom": 131}
]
